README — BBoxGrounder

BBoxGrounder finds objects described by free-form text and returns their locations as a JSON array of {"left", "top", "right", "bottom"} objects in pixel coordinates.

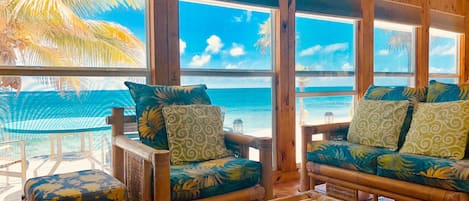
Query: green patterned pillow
[
  {"left": 125, "top": 82, "right": 212, "bottom": 150},
  {"left": 400, "top": 100, "right": 469, "bottom": 160},
  {"left": 364, "top": 85, "right": 427, "bottom": 149},
  {"left": 347, "top": 100, "right": 409, "bottom": 150},
  {"left": 427, "top": 80, "right": 469, "bottom": 102},
  {"left": 162, "top": 104, "right": 232, "bottom": 164}
]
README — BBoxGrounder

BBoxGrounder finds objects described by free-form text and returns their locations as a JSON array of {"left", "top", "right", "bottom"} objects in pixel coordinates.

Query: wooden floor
[{"left": 273, "top": 179, "right": 301, "bottom": 198}]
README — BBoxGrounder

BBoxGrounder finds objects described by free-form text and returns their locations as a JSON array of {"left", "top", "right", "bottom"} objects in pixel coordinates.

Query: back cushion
[
  {"left": 363, "top": 85, "right": 427, "bottom": 149},
  {"left": 427, "top": 80, "right": 469, "bottom": 102},
  {"left": 125, "top": 81, "right": 212, "bottom": 150}
]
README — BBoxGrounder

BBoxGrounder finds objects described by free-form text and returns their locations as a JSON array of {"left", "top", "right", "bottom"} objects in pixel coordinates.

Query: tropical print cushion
[
  {"left": 162, "top": 105, "right": 232, "bottom": 164},
  {"left": 378, "top": 153, "right": 469, "bottom": 193},
  {"left": 364, "top": 85, "right": 427, "bottom": 149},
  {"left": 170, "top": 156, "right": 261, "bottom": 201},
  {"left": 125, "top": 81, "right": 212, "bottom": 150},
  {"left": 347, "top": 100, "right": 409, "bottom": 150},
  {"left": 427, "top": 80, "right": 469, "bottom": 102},
  {"left": 364, "top": 85, "right": 427, "bottom": 102},
  {"left": 307, "top": 140, "right": 395, "bottom": 174},
  {"left": 400, "top": 100, "right": 469, "bottom": 160},
  {"left": 24, "top": 169, "right": 127, "bottom": 201}
]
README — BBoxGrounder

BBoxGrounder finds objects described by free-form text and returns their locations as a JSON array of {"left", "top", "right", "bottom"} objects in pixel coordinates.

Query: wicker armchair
[{"left": 107, "top": 107, "right": 273, "bottom": 201}]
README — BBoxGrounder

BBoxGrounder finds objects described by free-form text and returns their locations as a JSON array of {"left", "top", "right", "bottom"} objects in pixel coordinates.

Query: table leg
[
  {"left": 80, "top": 133, "right": 85, "bottom": 153},
  {"left": 57, "top": 135, "right": 63, "bottom": 159},
  {"left": 88, "top": 133, "right": 93, "bottom": 154},
  {"left": 50, "top": 135, "right": 55, "bottom": 158}
]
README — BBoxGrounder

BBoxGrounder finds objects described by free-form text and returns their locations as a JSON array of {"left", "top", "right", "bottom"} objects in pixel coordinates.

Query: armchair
[
  {"left": 107, "top": 107, "right": 273, "bottom": 201},
  {"left": 0, "top": 139, "right": 27, "bottom": 186}
]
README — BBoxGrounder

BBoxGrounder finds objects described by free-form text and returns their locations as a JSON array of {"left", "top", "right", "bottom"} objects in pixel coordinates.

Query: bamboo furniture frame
[
  {"left": 107, "top": 107, "right": 273, "bottom": 201},
  {"left": 300, "top": 122, "right": 469, "bottom": 201}
]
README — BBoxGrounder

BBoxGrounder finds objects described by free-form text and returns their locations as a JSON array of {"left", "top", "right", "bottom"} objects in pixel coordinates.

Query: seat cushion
[
  {"left": 378, "top": 153, "right": 469, "bottom": 193},
  {"left": 125, "top": 81, "right": 212, "bottom": 150},
  {"left": 170, "top": 157, "right": 261, "bottom": 201},
  {"left": 24, "top": 169, "right": 127, "bottom": 201},
  {"left": 307, "top": 141, "right": 394, "bottom": 174}
]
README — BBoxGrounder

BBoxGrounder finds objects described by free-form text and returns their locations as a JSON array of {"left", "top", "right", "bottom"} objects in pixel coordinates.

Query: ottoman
[{"left": 24, "top": 169, "right": 127, "bottom": 201}]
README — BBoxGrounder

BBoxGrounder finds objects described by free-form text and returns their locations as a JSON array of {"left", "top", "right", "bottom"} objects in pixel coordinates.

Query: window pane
[
  {"left": 1, "top": 76, "right": 144, "bottom": 164},
  {"left": 296, "top": 77, "right": 354, "bottom": 93},
  {"left": 179, "top": 1, "right": 271, "bottom": 70},
  {"left": 374, "top": 22, "right": 415, "bottom": 86},
  {"left": 0, "top": 2, "right": 146, "bottom": 68},
  {"left": 296, "top": 15, "right": 355, "bottom": 72},
  {"left": 181, "top": 76, "right": 272, "bottom": 137},
  {"left": 429, "top": 29, "right": 458, "bottom": 83}
]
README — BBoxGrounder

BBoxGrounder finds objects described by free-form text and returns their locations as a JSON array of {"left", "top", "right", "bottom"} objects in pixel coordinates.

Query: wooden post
[
  {"left": 462, "top": 0, "right": 469, "bottom": 83},
  {"left": 460, "top": 35, "right": 467, "bottom": 83},
  {"left": 300, "top": 126, "right": 313, "bottom": 191},
  {"left": 111, "top": 108, "right": 125, "bottom": 182},
  {"left": 415, "top": 0, "right": 430, "bottom": 88},
  {"left": 356, "top": 0, "right": 374, "bottom": 98},
  {"left": 275, "top": 0, "right": 297, "bottom": 173},
  {"left": 149, "top": 0, "right": 180, "bottom": 85}
]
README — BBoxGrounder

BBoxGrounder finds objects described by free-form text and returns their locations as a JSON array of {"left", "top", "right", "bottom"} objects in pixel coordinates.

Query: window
[
  {"left": 0, "top": 1, "right": 147, "bottom": 174},
  {"left": 429, "top": 28, "right": 459, "bottom": 84},
  {"left": 179, "top": 0, "right": 274, "bottom": 160},
  {"left": 374, "top": 21, "right": 415, "bottom": 86},
  {"left": 295, "top": 14, "right": 356, "bottom": 162}
]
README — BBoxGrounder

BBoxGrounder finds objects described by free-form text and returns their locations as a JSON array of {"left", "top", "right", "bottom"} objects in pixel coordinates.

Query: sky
[{"left": 18, "top": 0, "right": 459, "bottom": 91}]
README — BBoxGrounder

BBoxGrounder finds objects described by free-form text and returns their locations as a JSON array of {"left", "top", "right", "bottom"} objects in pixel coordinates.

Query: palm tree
[
  {"left": 387, "top": 31, "right": 412, "bottom": 72},
  {"left": 0, "top": 0, "right": 145, "bottom": 93}
]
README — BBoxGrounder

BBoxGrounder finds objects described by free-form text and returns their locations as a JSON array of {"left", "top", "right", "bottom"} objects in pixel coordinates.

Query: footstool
[{"left": 24, "top": 169, "right": 127, "bottom": 201}]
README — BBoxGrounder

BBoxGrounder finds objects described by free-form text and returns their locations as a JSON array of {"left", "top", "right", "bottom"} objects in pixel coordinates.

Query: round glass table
[{"left": 4, "top": 117, "right": 110, "bottom": 160}]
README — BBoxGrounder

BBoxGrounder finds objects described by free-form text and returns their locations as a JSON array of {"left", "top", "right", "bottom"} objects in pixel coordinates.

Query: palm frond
[
  {"left": 255, "top": 17, "right": 271, "bottom": 55},
  {"left": 427, "top": 82, "right": 448, "bottom": 102},
  {"left": 366, "top": 88, "right": 393, "bottom": 100},
  {"left": 458, "top": 85, "right": 469, "bottom": 100}
]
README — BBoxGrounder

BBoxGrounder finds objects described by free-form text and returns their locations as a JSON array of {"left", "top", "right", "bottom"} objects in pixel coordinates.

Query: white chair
[{"left": 0, "top": 140, "right": 27, "bottom": 186}]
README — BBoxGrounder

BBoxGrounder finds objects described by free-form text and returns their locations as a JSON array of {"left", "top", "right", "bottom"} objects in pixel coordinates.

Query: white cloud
[
  {"left": 190, "top": 54, "right": 211, "bottom": 67},
  {"left": 299, "top": 45, "right": 321, "bottom": 56},
  {"left": 342, "top": 62, "right": 353, "bottom": 70},
  {"left": 179, "top": 39, "right": 186, "bottom": 54},
  {"left": 323, "top": 43, "right": 348, "bottom": 53},
  {"left": 225, "top": 64, "right": 239, "bottom": 69},
  {"left": 377, "top": 49, "right": 389, "bottom": 56},
  {"left": 205, "top": 35, "right": 223, "bottom": 54},
  {"left": 430, "top": 66, "right": 455, "bottom": 73},
  {"left": 430, "top": 45, "right": 456, "bottom": 56},
  {"left": 229, "top": 43, "right": 245, "bottom": 57}
]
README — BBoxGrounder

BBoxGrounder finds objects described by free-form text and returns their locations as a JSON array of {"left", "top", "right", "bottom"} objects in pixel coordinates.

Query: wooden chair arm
[
  {"left": 223, "top": 132, "right": 273, "bottom": 199},
  {"left": 300, "top": 122, "right": 350, "bottom": 192},
  {"left": 113, "top": 135, "right": 169, "bottom": 162}
]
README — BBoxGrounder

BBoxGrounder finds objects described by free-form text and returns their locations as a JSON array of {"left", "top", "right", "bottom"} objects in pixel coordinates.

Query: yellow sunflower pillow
[
  {"left": 125, "top": 82, "right": 212, "bottom": 150},
  {"left": 400, "top": 100, "right": 469, "bottom": 159}
]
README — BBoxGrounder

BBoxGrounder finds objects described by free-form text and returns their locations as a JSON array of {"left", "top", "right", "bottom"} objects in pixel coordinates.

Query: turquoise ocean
[{"left": 0, "top": 87, "right": 353, "bottom": 158}]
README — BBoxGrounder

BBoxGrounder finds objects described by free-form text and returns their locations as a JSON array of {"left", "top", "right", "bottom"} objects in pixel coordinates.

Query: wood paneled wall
[
  {"left": 274, "top": 0, "right": 297, "bottom": 176},
  {"left": 150, "top": 0, "right": 180, "bottom": 85}
]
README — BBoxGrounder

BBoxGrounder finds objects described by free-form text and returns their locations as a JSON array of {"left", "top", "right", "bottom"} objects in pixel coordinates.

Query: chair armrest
[
  {"left": 110, "top": 107, "right": 170, "bottom": 201},
  {"left": 223, "top": 132, "right": 273, "bottom": 200},
  {"left": 300, "top": 122, "right": 350, "bottom": 192}
]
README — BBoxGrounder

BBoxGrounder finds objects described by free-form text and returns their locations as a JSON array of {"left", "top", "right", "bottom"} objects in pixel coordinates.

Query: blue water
[{"left": 0, "top": 87, "right": 353, "bottom": 133}]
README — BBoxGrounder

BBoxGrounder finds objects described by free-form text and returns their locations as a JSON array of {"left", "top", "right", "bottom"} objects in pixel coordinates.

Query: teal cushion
[
  {"left": 307, "top": 141, "right": 394, "bottom": 174},
  {"left": 427, "top": 80, "right": 469, "bottom": 102},
  {"left": 125, "top": 82, "right": 212, "bottom": 150},
  {"left": 364, "top": 85, "right": 427, "bottom": 149},
  {"left": 170, "top": 157, "right": 261, "bottom": 201},
  {"left": 378, "top": 153, "right": 469, "bottom": 193}
]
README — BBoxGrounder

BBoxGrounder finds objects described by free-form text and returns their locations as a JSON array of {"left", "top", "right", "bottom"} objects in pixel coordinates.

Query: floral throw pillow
[
  {"left": 400, "top": 100, "right": 469, "bottom": 160},
  {"left": 162, "top": 104, "right": 232, "bottom": 164},
  {"left": 347, "top": 100, "right": 409, "bottom": 151},
  {"left": 125, "top": 81, "right": 212, "bottom": 150}
]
